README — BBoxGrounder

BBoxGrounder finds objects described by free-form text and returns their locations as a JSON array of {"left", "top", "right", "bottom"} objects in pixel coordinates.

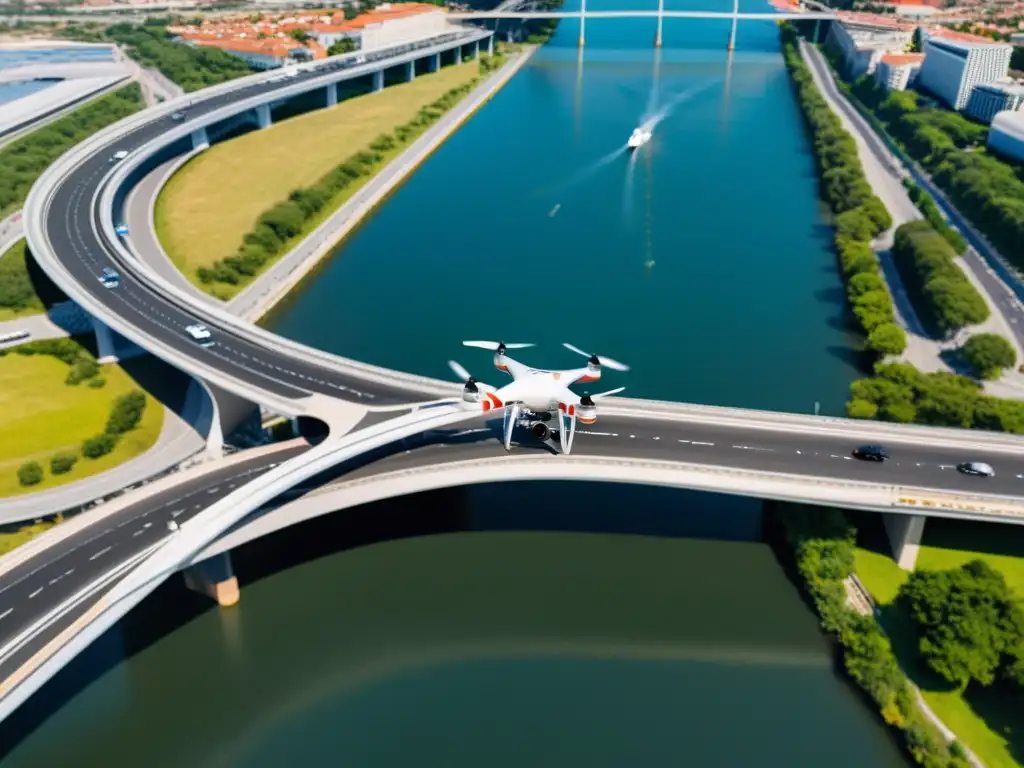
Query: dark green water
[
  {"left": 0, "top": 6, "right": 910, "bottom": 766},
  {"left": 267, "top": 0, "right": 862, "bottom": 414}
]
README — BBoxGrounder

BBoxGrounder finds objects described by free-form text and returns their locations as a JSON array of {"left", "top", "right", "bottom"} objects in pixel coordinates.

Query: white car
[
  {"left": 110, "top": 150, "right": 128, "bottom": 162},
  {"left": 185, "top": 323, "right": 214, "bottom": 348}
]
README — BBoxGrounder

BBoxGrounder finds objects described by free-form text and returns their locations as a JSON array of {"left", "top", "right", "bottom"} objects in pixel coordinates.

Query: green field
[
  {"left": 0, "top": 240, "right": 44, "bottom": 322},
  {"left": 155, "top": 61, "right": 483, "bottom": 294},
  {"left": 0, "top": 352, "right": 164, "bottom": 497},
  {"left": 854, "top": 517, "right": 1024, "bottom": 768}
]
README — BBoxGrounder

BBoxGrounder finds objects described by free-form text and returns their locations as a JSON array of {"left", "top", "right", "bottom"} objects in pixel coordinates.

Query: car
[
  {"left": 852, "top": 444, "right": 889, "bottom": 462},
  {"left": 99, "top": 267, "right": 120, "bottom": 288},
  {"left": 114, "top": 224, "right": 129, "bottom": 237},
  {"left": 171, "top": 111, "right": 186, "bottom": 121},
  {"left": 110, "top": 150, "right": 128, "bottom": 162},
  {"left": 957, "top": 462, "right": 995, "bottom": 477},
  {"left": 185, "top": 323, "right": 214, "bottom": 348}
]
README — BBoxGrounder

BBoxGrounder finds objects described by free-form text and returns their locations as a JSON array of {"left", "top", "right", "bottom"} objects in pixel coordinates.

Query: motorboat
[{"left": 628, "top": 127, "right": 652, "bottom": 150}]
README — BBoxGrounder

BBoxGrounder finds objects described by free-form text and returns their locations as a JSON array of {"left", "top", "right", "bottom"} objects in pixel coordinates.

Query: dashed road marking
[
  {"left": 89, "top": 546, "right": 113, "bottom": 561},
  {"left": 29, "top": 587, "right": 43, "bottom": 599},
  {"left": 0, "top": 608, "right": 11, "bottom": 621}
]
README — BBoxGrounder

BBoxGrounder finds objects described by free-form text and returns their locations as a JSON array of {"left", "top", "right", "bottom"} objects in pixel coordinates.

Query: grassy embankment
[
  {"left": 0, "top": 240, "right": 44, "bottom": 322},
  {"left": 854, "top": 517, "right": 1024, "bottom": 768},
  {"left": 0, "top": 349, "right": 163, "bottom": 499},
  {"left": 155, "top": 60, "right": 488, "bottom": 300}
]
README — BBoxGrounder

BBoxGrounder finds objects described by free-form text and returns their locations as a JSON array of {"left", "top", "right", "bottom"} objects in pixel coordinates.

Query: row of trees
[
  {"left": 0, "top": 83, "right": 143, "bottom": 217},
  {"left": 199, "top": 76, "right": 482, "bottom": 289},
  {"left": 892, "top": 220, "right": 989, "bottom": 337},
  {"left": 847, "top": 360, "right": 1024, "bottom": 432},
  {"left": 16, "top": 389, "right": 147, "bottom": 487},
  {"left": 775, "top": 503, "right": 972, "bottom": 768},
  {"left": 902, "top": 181, "right": 967, "bottom": 255},
  {"left": 851, "top": 78, "right": 1024, "bottom": 273},
  {"left": 0, "top": 240, "right": 44, "bottom": 317},
  {"left": 780, "top": 26, "right": 905, "bottom": 357}
]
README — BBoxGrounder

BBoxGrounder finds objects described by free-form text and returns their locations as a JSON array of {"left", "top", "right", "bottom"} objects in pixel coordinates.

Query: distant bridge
[{"left": 447, "top": 4, "right": 836, "bottom": 48}]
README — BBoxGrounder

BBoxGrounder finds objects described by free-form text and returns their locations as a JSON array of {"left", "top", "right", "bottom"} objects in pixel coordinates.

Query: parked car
[
  {"left": 957, "top": 462, "right": 995, "bottom": 477},
  {"left": 852, "top": 444, "right": 890, "bottom": 462}
]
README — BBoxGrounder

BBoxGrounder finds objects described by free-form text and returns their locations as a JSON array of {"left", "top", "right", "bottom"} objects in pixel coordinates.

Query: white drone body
[{"left": 450, "top": 341, "right": 627, "bottom": 455}]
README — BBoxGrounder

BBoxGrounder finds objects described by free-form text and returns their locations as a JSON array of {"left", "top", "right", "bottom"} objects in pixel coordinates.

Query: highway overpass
[{"left": 9, "top": 13, "right": 1024, "bottom": 731}]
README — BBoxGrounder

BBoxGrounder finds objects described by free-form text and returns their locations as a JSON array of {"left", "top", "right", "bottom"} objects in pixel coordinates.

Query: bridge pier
[
  {"left": 727, "top": 0, "right": 738, "bottom": 50},
  {"left": 372, "top": 69, "right": 384, "bottom": 92},
  {"left": 254, "top": 103, "right": 272, "bottom": 130},
  {"left": 183, "top": 551, "right": 239, "bottom": 607},
  {"left": 813, "top": 19, "right": 821, "bottom": 44},
  {"left": 429, "top": 52, "right": 440, "bottom": 72},
  {"left": 884, "top": 513, "right": 926, "bottom": 571},
  {"left": 190, "top": 126, "right": 209, "bottom": 152},
  {"left": 655, "top": 0, "right": 663, "bottom": 47},
  {"left": 454, "top": 45, "right": 462, "bottom": 65},
  {"left": 91, "top": 316, "right": 145, "bottom": 364},
  {"left": 579, "top": 0, "right": 586, "bottom": 47},
  {"left": 487, "top": 35, "right": 494, "bottom": 56},
  {"left": 325, "top": 83, "right": 337, "bottom": 107},
  {"left": 406, "top": 60, "right": 416, "bottom": 82},
  {"left": 194, "top": 378, "right": 262, "bottom": 459},
  {"left": 473, "top": 40, "right": 480, "bottom": 59}
]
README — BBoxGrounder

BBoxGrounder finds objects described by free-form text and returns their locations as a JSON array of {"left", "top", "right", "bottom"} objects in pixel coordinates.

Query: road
[
  {"left": 0, "top": 444, "right": 308, "bottom": 682},
  {"left": 38, "top": 33, "right": 483, "bottom": 408}
]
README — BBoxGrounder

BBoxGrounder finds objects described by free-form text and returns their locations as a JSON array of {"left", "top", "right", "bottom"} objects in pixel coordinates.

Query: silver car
[{"left": 957, "top": 462, "right": 995, "bottom": 477}]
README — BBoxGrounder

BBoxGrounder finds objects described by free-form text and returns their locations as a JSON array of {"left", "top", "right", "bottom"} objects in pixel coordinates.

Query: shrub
[
  {"left": 105, "top": 390, "right": 147, "bottom": 435},
  {"left": 50, "top": 452, "right": 78, "bottom": 475},
  {"left": 82, "top": 433, "right": 119, "bottom": 459},
  {"left": 866, "top": 323, "right": 907, "bottom": 356},
  {"left": 17, "top": 461, "right": 43, "bottom": 487},
  {"left": 65, "top": 356, "right": 99, "bottom": 385},
  {"left": 87, "top": 376, "right": 106, "bottom": 389},
  {"left": 961, "top": 333, "right": 1016, "bottom": 380}
]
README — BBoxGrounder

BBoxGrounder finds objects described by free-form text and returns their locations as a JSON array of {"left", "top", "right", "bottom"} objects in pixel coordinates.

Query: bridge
[{"left": 3, "top": 15, "right": 1020, "bottom": 728}]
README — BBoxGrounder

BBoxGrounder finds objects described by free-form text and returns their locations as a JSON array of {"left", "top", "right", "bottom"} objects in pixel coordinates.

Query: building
[
  {"left": 965, "top": 81, "right": 1024, "bottom": 123},
  {"left": 826, "top": 12, "right": 916, "bottom": 80},
  {"left": 988, "top": 108, "right": 1024, "bottom": 161},
  {"left": 916, "top": 28, "right": 1012, "bottom": 110},
  {"left": 186, "top": 37, "right": 324, "bottom": 69},
  {"left": 875, "top": 52, "right": 925, "bottom": 91},
  {"left": 1011, "top": 32, "right": 1024, "bottom": 47}
]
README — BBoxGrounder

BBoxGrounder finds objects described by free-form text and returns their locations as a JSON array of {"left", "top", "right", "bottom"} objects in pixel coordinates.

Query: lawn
[
  {"left": 155, "top": 60, "right": 483, "bottom": 286},
  {"left": 0, "top": 352, "right": 163, "bottom": 497},
  {"left": 0, "top": 239, "right": 44, "bottom": 322},
  {"left": 854, "top": 516, "right": 1024, "bottom": 768}
]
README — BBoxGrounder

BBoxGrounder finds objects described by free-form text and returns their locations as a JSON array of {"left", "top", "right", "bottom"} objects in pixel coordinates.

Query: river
[{"left": 0, "top": 3, "right": 911, "bottom": 766}]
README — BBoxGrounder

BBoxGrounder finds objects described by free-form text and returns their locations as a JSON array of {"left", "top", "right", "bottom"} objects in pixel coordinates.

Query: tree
[
  {"left": 328, "top": 37, "right": 357, "bottom": 55},
  {"left": 866, "top": 323, "right": 906, "bottom": 356},
  {"left": 289, "top": 29, "right": 312, "bottom": 43},
  {"left": 50, "top": 453, "right": 78, "bottom": 475},
  {"left": 898, "top": 560, "right": 1024, "bottom": 688},
  {"left": 961, "top": 333, "right": 1016, "bottom": 380}
]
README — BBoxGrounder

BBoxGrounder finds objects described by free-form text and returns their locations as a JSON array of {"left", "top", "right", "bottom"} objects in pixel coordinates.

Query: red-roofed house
[{"left": 875, "top": 52, "right": 925, "bottom": 91}]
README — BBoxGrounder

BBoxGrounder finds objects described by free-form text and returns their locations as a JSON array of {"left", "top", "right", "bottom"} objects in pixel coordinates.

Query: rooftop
[
  {"left": 880, "top": 53, "right": 926, "bottom": 65},
  {"left": 926, "top": 26, "right": 1007, "bottom": 45},
  {"left": 836, "top": 10, "right": 918, "bottom": 31}
]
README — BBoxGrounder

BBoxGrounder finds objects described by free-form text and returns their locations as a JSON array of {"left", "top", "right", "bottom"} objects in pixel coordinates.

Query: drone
[{"left": 448, "top": 340, "right": 628, "bottom": 455}]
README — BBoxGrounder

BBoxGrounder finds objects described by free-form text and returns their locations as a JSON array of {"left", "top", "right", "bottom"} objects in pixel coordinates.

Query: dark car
[
  {"left": 957, "top": 462, "right": 995, "bottom": 477},
  {"left": 852, "top": 444, "right": 890, "bottom": 462},
  {"left": 171, "top": 111, "right": 186, "bottom": 121}
]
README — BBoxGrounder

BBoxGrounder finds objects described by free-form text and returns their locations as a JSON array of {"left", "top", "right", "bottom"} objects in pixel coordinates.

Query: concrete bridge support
[
  {"left": 183, "top": 551, "right": 239, "bottom": 607},
  {"left": 454, "top": 45, "right": 462, "bottom": 65},
  {"left": 325, "top": 83, "right": 337, "bottom": 107},
  {"left": 727, "top": 0, "right": 738, "bottom": 50},
  {"left": 194, "top": 379, "right": 262, "bottom": 459},
  {"left": 406, "top": 60, "right": 415, "bottom": 82},
  {"left": 429, "top": 52, "right": 440, "bottom": 72},
  {"left": 190, "top": 126, "right": 209, "bottom": 152},
  {"left": 254, "top": 103, "right": 272, "bottom": 130},
  {"left": 91, "top": 316, "right": 146, "bottom": 364},
  {"left": 372, "top": 69, "right": 384, "bottom": 92},
  {"left": 487, "top": 36, "right": 494, "bottom": 56},
  {"left": 655, "top": 0, "right": 663, "bottom": 47},
  {"left": 884, "top": 513, "right": 926, "bottom": 571},
  {"left": 579, "top": 0, "right": 586, "bottom": 47},
  {"left": 473, "top": 40, "right": 480, "bottom": 59}
]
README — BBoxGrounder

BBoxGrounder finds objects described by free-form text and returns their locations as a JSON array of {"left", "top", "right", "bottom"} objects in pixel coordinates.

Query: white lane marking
[
  {"left": 171, "top": 509, "right": 184, "bottom": 517},
  {"left": 692, "top": 441, "right": 714, "bottom": 446},
  {"left": 732, "top": 445, "right": 774, "bottom": 452},
  {"left": 133, "top": 529, "right": 145, "bottom": 537},
  {"left": 579, "top": 431, "right": 616, "bottom": 437},
  {"left": 678, "top": 439, "right": 689, "bottom": 444},
  {"left": 939, "top": 465, "right": 955, "bottom": 470},
  {"left": 29, "top": 587, "right": 43, "bottom": 599},
  {"left": 0, "top": 608, "right": 11, "bottom": 621},
  {"left": 207, "top": 487, "right": 220, "bottom": 494},
  {"left": 89, "top": 546, "right": 113, "bottom": 561},
  {"left": 629, "top": 434, "right": 636, "bottom": 439},
  {"left": 65, "top": 569, "right": 74, "bottom": 576}
]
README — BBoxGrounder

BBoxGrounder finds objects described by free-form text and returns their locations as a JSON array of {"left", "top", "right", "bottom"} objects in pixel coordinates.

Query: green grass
[
  {"left": 0, "top": 351, "right": 164, "bottom": 498},
  {"left": 853, "top": 515, "right": 1024, "bottom": 768},
  {"left": 0, "top": 519, "right": 60, "bottom": 556},
  {"left": 155, "top": 61, "right": 485, "bottom": 299},
  {"left": 0, "top": 239, "right": 44, "bottom": 321}
]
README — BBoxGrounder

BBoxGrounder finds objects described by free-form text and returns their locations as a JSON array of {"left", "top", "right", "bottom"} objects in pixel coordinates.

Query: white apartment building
[
  {"left": 965, "top": 81, "right": 1024, "bottom": 124},
  {"left": 916, "top": 31, "right": 1013, "bottom": 110},
  {"left": 826, "top": 14, "right": 916, "bottom": 80},
  {"left": 988, "top": 109, "right": 1024, "bottom": 162},
  {"left": 874, "top": 52, "right": 925, "bottom": 91}
]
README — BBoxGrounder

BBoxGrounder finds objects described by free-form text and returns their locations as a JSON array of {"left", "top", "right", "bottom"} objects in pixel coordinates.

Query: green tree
[
  {"left": 866, "top": 323, "right": 906, "bottom": 356},
  {"left": 328, "top": 37, "right": 357, "bottom": 55},
  {"left": 50, "top": 453, "right": 78, "bottom": 475},
  {"left": 961, "top": 333, "right": 1017, "bottom": 380},
  {"left": 17, "top": 461, "right": 43, "bottom": 487},
  {"left": 898, "top": 560, "right": 1024, "bottom": 688}
]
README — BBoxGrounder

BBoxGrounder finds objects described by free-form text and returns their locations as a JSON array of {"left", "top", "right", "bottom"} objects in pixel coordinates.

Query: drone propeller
[
  {"left": 562, "top": 343, "right": 630, "bottom": 372},
  {"left": 449, "top": 360, "right": 475, "bottom": 383},
  {"left": 463, "top": 340, "right": 535, "bottom": 352}
]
